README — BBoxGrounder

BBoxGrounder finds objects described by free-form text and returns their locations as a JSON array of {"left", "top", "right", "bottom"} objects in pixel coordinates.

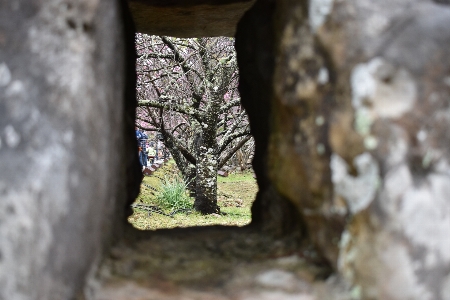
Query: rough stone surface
[
  {"left": 0, "top": 0, "right": 140, "bottom": 299},
  {"left": 2, "top": 0, "right": 450, "bottom": 299},
  {"left": 239, "top": 0, "right": 450, "bottom": 298},
  {"left": 319, "top": 1, "right": 450, "bottom": 298},
  {"left": 128, "top": 0, "right": 255, "bottom": 37},
  {"left": 92, "top": 226, "right": 349, "bottom": 300}
]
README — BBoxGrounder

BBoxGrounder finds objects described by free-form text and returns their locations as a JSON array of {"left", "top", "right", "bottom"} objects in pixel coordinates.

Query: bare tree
[
  {"left": 224, "top": 137, "right": 255, "bottom": 171},
  {"left": 136, "top": 35, "right": 251, "bottom": 214}
]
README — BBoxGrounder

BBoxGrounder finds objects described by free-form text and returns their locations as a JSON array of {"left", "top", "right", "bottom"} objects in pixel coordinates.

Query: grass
[
  {"left": 155, "top": 176, "right": 192, "bottom": 210},
  {"left": 128, "top": 161, "right": 258, "bottom": 230}
]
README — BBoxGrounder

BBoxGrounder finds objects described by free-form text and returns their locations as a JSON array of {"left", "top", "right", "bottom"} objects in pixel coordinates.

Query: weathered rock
[
  {"left": 218, "top": 170, "right": 229, "bottom": 177},
  {"left": 2, "top": 0, "right": 450, "bottom": 299},
  {"left": 320, "top": 2, "right": 450, "bottom": 298},
  {"left": 240, "top": 0, "right": 450, "bottom": 298},
  {"left": 95, "top": 226, "right": 343, "bottom": 300},
  {"left": 128, "top": 0, "right": 255, "bottom": 37},
  {"left": 0, "top": 0, "right": 140, "bottom": 299},
  {"left": 236, "top": 0, "right": 303, "bottom": 238},
  {"left": 264, "top": 0, "right": 450, "bottom": 298}
]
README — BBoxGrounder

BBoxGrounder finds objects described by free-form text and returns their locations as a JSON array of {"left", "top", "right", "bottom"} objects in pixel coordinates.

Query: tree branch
[
  {"left": 218, "top": 125, "right": 251, "bottom": 154},
  {"left": 161, "top": 127, "right": 197, "bottom": 165},
  {"left": 218, "top": 136, "right": 252, "bottom": 169},
  {"left": 138, "top": 99, "right": 202, "bottom": 122},
  {"left": 220, "top": 98, "right": 241, "bottom": 113}
]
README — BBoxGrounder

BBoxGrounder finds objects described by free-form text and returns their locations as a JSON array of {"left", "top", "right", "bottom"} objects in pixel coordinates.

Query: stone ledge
[{"left": 129, "top": 0, "right": 255, "bottom": 37}]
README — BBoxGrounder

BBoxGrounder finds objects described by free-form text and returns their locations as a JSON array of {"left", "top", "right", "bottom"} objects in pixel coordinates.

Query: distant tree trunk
[
  {"left": 193, "top": 131, "right": 220, "bottom": 214},
  {"left": 160, "top": 126, "right": 197, "bottom": 194},
  {"left": 194, "top": 148, "right": 219, "bottom": 214},
  {"left": 185, "top": 165, "right": 196, "bottom": 196}
]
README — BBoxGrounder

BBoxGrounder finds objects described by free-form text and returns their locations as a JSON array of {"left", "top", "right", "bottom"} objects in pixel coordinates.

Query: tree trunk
[
  {"left": 193, "top": 133, "right": 220, "bottom": 214},
  {"left": 194, "top": 148, "right": 219, "bottom": 214},
  {"left": 162, "top": 132, "right": 197, "bottom": 194},
  {"left": 185, "top": 165, "right": 196, "bottom": 196}
]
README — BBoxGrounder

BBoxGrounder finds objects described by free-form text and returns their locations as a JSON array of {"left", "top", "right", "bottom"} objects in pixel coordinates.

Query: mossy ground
[{"left": 128, "top": 161, "right": 257, "bottom": 230}]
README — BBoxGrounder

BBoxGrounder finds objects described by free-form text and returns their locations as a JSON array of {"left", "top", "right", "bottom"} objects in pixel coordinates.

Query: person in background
[
  {"left": 135, "top": 126, "right": 141, "bottom": 139},
  {"left": 139, "top": 130, "right": 148, "bottom": 169},
  {"left": 135, "top": 126, "right": 148, "bottom": 170},
  {"left": 135, "top": 126, "right": 144, "bottom": 168},
  {"left": 147, "top": 144, "right": 156, "bottom": 164}
]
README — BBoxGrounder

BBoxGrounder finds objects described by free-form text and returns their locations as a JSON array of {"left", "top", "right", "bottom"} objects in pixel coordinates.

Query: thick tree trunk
[
  {"left": 194, "top": 147, "right": 219, "bottom": 214},
  {"left": 193, "top": 131, "right": 220, "bottom": 214}
]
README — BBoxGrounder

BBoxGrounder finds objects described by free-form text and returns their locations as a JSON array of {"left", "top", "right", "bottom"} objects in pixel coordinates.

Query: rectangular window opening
[{"left": 129, "top": 35, "right": 257, "bottom": 230}]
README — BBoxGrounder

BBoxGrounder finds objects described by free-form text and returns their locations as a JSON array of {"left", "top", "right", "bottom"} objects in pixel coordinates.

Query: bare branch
[
  {"left": 218, "top": 125, "right": 251, "bottom": 154},
  {"left": 218, "top": 136, "right": 252, "bottom": 169},
  {"left": 219, "top": 98, "right": 241, "bottom": 113},
  {"left": 138, "top": 99, "right": 202, "bottom": 122}
]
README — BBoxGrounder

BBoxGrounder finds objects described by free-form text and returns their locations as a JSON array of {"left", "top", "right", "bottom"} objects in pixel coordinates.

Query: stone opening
[
  {"left": 96, "top": 1, "right": 340, "bottom": 298},
  {"left": 110, "top": 1, "right": 450, "bottom": 298},
  {"left": 2, "top": 0, "right": 449, "bottom": 298}
]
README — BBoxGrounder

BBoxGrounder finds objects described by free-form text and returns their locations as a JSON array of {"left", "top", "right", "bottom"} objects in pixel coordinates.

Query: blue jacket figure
[
  {"left": 140, "top": 131, "right": 148, "bottom": 167},
  {"left": 135, "top": 127, "right": 148, "bottom": 168},
  {"left": 135, "top": 127, "right": 143, "bottom": 140}
]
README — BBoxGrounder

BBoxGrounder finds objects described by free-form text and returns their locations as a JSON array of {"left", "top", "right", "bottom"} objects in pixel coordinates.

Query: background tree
[
  {"left": 136, "top": 35, "right": 252, "bottom": 214},
  {"left": 224, "top": 137, "right": 255, "bottom": 172}
]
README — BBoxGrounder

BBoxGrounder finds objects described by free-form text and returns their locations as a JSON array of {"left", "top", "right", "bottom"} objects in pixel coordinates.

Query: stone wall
[
  {"left": 0, "top": 0, "right": 140, "bottom": 299},
  {"left": 1, "top": 0, "right": 449, "bottom": 299},
  {"left": 129, "top": 0, "right": 255, "bottom": 37},
  {"left": 252, "top": 0, "right": 450, "bottom": 298},
  {"left": 321, "top": 2, "right": 450, "bottom": 298}
]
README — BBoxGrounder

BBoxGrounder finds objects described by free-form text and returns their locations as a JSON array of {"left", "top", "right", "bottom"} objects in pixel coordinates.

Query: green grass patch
[
  {"left": 128, "top": 163, "right": 257, "bottom": 230},
  {"left": 155, "top": 176, "right": 192, "bottom": 210},
  {"left": 217, "top": 171, "right": 255, "bottom": 183}
]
